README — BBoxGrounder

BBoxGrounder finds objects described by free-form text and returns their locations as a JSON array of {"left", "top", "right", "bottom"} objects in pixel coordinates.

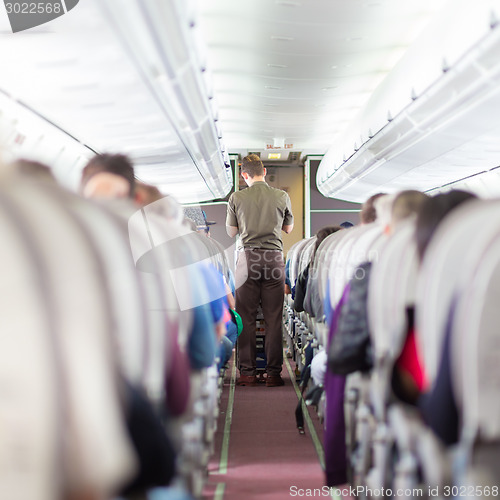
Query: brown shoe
[
  {"left": 266, "top": 375, "right": 285, "bottom": 387},
  {"left": 236, "top": 375, "right": 258, "bottom": 386}
]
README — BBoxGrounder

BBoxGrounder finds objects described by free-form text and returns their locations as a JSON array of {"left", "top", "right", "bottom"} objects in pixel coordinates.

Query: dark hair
[
  {"left": 360, "top": 193, "right": 386, "bottom": 224},
  {"left": 241, "top": 154, "right": 265, "bottom": 178},
  {"left": 135, "top": 181, "right": 163, "bottom": 206},
  {"left": 81, "top": 153, "right": 135, "bottom": 197},
  {"left": 312, "top": 226, "right": 342, "bottom": 263},
  {"left": 415, "top": 190, "right": 477, "bottom": 261}
]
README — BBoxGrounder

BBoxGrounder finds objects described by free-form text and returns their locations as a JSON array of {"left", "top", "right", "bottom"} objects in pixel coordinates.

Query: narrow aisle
[{"left": 204, "top": 356, "right": 331, "bottom": 500}]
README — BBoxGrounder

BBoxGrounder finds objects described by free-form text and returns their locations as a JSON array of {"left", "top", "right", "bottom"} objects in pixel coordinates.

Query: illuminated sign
[{"left": 266, "top": 143, "right": 293, "bottom": 150}]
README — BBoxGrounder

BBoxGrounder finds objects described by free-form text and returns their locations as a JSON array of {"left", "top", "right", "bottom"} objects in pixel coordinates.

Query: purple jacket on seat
[{"left": 324, "top": 284, "right": 350, "bottom": 486}]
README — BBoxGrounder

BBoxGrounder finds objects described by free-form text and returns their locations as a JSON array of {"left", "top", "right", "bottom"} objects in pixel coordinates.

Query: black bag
[
  {"left": 120, "top": 381, "right": 177, "bottom": 496},
  {"left": 328, "top": 262, "right": 373, "bottom": 375}
]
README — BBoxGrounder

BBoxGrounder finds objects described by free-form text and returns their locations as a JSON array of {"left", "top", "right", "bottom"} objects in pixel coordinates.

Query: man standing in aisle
[{"left": 226, "top": 154, "right": 294, "bottom": 387}]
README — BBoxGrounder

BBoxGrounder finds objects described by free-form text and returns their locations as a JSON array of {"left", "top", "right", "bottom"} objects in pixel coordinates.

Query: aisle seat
[
  {"left": 0, "top": 193, "right": 62, "bottom": 500},
  {"left": 3, "top": 180, "right": 137, "bottom": 497}
]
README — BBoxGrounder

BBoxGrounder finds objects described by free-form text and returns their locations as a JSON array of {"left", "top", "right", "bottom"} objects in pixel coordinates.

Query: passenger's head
[
  {"left": 312, "top": 226, "right": 342, "bottom": 262},
  {"left": 360, "top": 192, "right": 386, "bottom": 224},
  {"left": 135, "top": 182, "right": 184, "bottom": 224},
  {"left": 11, "top": 159, "right": 56, "bottom": 183},
  {"left": 340, "top": 221, "right": 354, "bottom": 229},
  {"left": 415, "top": 190, "right": 477, "bottom": 261},
  {"left": 82, "top": 172, "right": 131, "bottom": 199},
  {"left": 81, "top": 154, "right": 135, "bottom": 198},
  {"left": 241, "top": 154, "right": 265, "bottom": 179},
  {"left": 135, "top": 182, "right": 163, "bottom": 206},
  {"left": 391, "top": 190, "right": 428, "bottom": 224},
  {"left": 390, "top": 190, "right": 429, "bottom": 231}
]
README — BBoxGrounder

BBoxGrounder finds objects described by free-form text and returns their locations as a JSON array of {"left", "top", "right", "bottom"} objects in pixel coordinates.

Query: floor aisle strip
[
  {"left": 284, "top": 356, "right": 326, "bottom": 470},
  {"left": 214, "top": 482, "right": 226, "bottom": 500},
  {"left": 284, "top": 356, "right": 343, "bottom": 500},
  {"left": 218, "top": 359, "right": 237, "bottom": 475}
]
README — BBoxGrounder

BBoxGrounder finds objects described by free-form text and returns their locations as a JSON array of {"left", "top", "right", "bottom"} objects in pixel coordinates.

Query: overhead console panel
[
  {"left": 317, "top": 0, "right": 500, "bottom": 202},
  {"left": 0, "top": 0, "right": 231, "bottom": 203},
  {"left": 0, "top": 92, "right": 94, "bottom": 189}
]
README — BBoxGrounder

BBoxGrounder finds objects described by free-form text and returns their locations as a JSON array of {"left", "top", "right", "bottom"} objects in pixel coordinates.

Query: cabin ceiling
[
  {"left": 0, "top": 0, "right": 231, "bottom": 202},
  {"left": 197, "top": 0, "right": 448, "bottom": 162},
  {"left": 1, "top": 0, "right": 500, "bottom": 203}
]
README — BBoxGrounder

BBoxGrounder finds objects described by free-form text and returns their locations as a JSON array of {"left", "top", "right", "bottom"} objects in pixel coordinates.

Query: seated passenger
[
  {"left": 79, "top": 158, "right": 182, "bottom": 495},
  {"left": 10, "top": 158, "right": 57, "bottom": 183},
  {"left": 329, "top": 191, "right": 428, "bottom": 380},
  {"left": 324, "top": 190, "right": 427, "bottom": 489},
  {"left": 319, "top": 193, "right": 386, "bottom": 323},
  {"left": 134, "top": 182, "right": 192, "bottom": 419},
  {"left": 80, "top": 153, "right": 136, "bottom": 199},
  {"left": 359, "top": 192, "right": 386, "bottom": 224},
  {"left": 134, "top": 181, "right": 163, "bottom": 206},
  {"left": 284, "top": 258, "right": 292, "bottom": 295},
  {"left": 339, "top": 221, "right": 353, "bottom": 228},
  {"left": 82, "top": 172, "right": 131, "bottom": 199},
  {"left": 294, "top": 226, "right": 341, "bottom": 312},
  {"left": 414, "top": 190, "right": 477, "bottom": 445},
  {"left": 216, "top": 281, "right": 240, "bottom": 371}
]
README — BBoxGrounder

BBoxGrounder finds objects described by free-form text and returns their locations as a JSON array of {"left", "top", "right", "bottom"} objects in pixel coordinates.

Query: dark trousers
[{"left": 235, "top": 249, "right": 285, "bottom": 376}]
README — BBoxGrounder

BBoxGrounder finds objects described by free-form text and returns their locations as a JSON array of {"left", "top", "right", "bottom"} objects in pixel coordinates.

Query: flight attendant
[{"left": 226, "top": 154, "right": 293, "bottom": 387}]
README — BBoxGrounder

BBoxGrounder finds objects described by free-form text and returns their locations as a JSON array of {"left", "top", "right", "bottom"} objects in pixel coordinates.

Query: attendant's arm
[
  {"left": 282, "top": 193, "right": 294, "bottom": 234},
  {"left": 226, "top": 195, "right": 239, "bottom": 237}
]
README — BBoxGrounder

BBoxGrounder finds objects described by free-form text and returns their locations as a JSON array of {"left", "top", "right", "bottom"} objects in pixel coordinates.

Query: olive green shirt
[{"left": 226, "top": 181, "right": 293, "bottom": 251}]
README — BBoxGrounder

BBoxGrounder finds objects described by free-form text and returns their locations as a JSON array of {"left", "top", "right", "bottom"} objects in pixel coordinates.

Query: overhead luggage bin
[
  {"left": 317, "top": 2, "right": 500, "bottom": 202},
  {"left": 0, "top": 0, "right": 232, "bottom": 202}
]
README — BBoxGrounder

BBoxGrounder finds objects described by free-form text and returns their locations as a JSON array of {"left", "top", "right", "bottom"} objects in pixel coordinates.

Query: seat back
[
  {"left": 289, "top": 237, "right": 313, "bottom": 286},
  {"left": 451, "top": 230, "right": 500, "bottom": 442},
  {"left": 368, "top": 221, "right": 419, "bottom": 362},
  {"left": 416, "top": 199, "right": 500, "bottom": 386},
  {"left": 329, "top": 224, "right": 379, "bottom": 310},
  {"left": 315, "top": 229, "right": 350, "bottom": 304},
  {"left": 3, "top": 181, "right": 135, "bottom": 495},
  {"left": 298, "top": 237, "right": 317, "bottom": 277},
  {"left": 66, "top": 194, "right": 150, "bottom": 388},
  {"left": 0, "top": 191, "right": 61, "bottom": 500}
]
